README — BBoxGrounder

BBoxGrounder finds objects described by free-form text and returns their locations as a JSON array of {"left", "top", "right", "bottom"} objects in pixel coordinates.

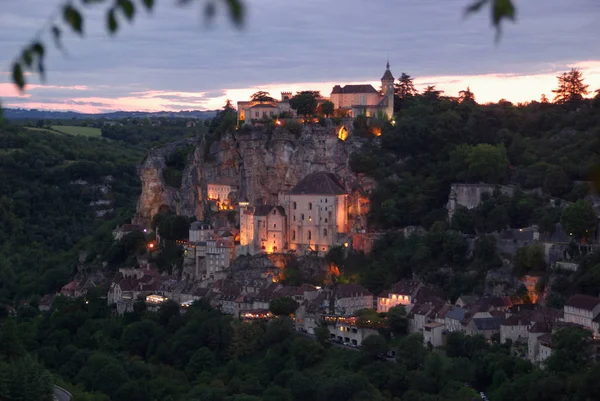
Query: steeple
[{"left": 381, "top": 60, "right": 394, "bottom": 82}]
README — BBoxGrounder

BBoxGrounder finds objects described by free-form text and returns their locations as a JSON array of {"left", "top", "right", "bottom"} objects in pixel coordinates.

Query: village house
[
  {"left": 38, "top": 294, "right": 54, "bottom": 312},
  {"left": 500, "top": 314, "right": 532, "bottom": 344},
  {"left": 323, "top": 315, "right": 380, "bottom": 346},
  {"left": 295, "top": 292, "right": 328, "bottom": 334},
  {"left": 204, "top": 238, "right": 236, "bottom": 279},
  {"left": 189, "top": 222, "right": 214, "bottom": 243},
  {"left": 562, "top": 294, "right": 600, "bottom": 337},
  {"left": 466, "top": 315, "right": 502, "bottom": 339},
  {"left": 237, "top": 92, "right": 295, "bottom": 124},
  {"left": 333, "top": 283, "right": 374, "bottom": 316},
  {"left": 330, "top": 62, "right": 395, "bottom": 119},
  {"left": 283, "top": 172, "right": 350, "bottom": 254},
  {"left": 444, "top": 306, "right": 467, "bottom": 333},
  {"left": 377, "top": 279, "right": 423, "bottom": 313},
  {"left": 423, "top": 321, "right": 445, "bottom": 347}
]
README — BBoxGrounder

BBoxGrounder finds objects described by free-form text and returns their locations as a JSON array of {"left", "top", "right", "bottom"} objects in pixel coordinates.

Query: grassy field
[{"left": 51, "top": 125, "right": 102, "bottom": 137}]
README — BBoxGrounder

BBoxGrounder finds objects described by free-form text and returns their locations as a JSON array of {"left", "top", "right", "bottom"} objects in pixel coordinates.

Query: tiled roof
[
  {"left": 565, "top": 294, "right": 600, "bottom": 311},
  {"left": 528, "top": 321, "right": 553, "bottom": 333},
  {"left": 502, "top": 314, "right": 532, "bottom": 326},
  {"left": 296, "top": 284, "right": 317, "bottom": 295},
  {"left": 390, "top": 279, "right": 422, "bottom": 297},
  {"left": 250, "top": 103, "right": 278, "bottom": 109},
  {"left": 538, "top": 333, "right": 553, "bottom": 346},
  {"left": 445, "top": 306, "right": 467, "bottom": 321},
  {"left": 290, "top": 172, "right": 346, "bottom": 195},
  {"left": 331, "top": 84, "right": 379, "bottom": 94},
  {"left": 472, "top": 317, "right": 502, "bottom": 331},
  {"left": 337, "top": 283, "right": 372, "bottom": 298}
]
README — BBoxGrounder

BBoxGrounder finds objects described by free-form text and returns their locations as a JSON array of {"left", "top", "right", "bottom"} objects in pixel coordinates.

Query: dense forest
[
  {"left": 2, "top": 293, "right": 598, "bottom": 401},
  {"left": 0, "top": 119, "right": 204, "bottom": 303}
]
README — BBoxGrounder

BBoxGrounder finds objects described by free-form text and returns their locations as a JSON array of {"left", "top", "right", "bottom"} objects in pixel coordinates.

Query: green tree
[
  {"left": 387, "top": 305, "right": 408, "bottom": 336},
  {"left": 269, "top": 297, "right": 299, "bottom": 316},
  {"left": 458, "top": 86, "right": 476, "bottom": 103},
  {"left": 314, "top": 324, "right": 331, "bottom": 347},
  {"left": 320, "top": 100, "right": 335, "bottom": 117},
  {"left": 289, "top": 91, "right": 320, "bottom": 118},
  {"left": 552, "top": 68, "right": 589, "bottom": 104},
  {"left": 546, "top": 326, "right": 593, "bottom": 373},
  {"left": 513, "top": 244, "right": 546, "bottom": 276},
  {"left": 560, "top": 200, "right": 597, "bottom": 241},
  {"left": 360, "top": 334, "right": 388, "bottom": 359},
  {"left": 250, "top": 91, "right": 274, "bottom": 102}
]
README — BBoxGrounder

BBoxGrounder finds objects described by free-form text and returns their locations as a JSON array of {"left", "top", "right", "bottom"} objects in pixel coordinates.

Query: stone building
[
  {"left": 189, "top": 222, "right": 213, "bottom": 243},
  {"left": 330, "top": 61, "right": 394, "bottom": 118},
  {"left": 237, "top": 92, "right": 295, "bottom": 124},
  {"left": 204, "top": 238, "right": 236, "bottom": 278},
  {"left": 285, "top": 172, "right": 349, "bottom": 254},
  {"left": 239, "top": 204, "right": 287, "bottom": 255}
]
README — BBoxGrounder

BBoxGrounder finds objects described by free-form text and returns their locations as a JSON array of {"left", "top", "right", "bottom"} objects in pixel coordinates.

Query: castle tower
[
  {"left": 381, "top": 60, "right": 395, "bottom": 119},
  {"left": 238, "top": 164, "right": 252, "bottom": 249},
  {"left": 281, "top": 91, "right": 292, "bottom": 101}
]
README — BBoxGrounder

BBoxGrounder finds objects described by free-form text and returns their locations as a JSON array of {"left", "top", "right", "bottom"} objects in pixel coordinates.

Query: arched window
[
  {"left": 308, "top": 230, "right": 312, "bottom": 241},
  {"left": 293, "top": 202, "right": 297, "bottom": 210},
  {"left": 273, "top": 223, "right": 277, "bottom": 229},
  {"left": 308, "top": 202, "right": 312, "bottom": 210},
  {"left": 301, "top": 214, "right": 305, "bottom": 221},
  {"left": 292, "top": 230, "right": 296, "bottom": 240},
  {"left": 323, "top": 228, "right": 328, "bottom": 236}
]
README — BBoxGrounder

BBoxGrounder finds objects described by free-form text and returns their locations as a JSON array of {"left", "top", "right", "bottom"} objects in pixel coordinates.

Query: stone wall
[{"left": 447, "top": 183, "right": 515, "bottom": 220}]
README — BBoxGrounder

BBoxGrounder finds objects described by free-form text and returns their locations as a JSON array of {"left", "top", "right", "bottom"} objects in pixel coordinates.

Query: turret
[{"left": 381, "top": 60, "right": 395, "bottom": 119}]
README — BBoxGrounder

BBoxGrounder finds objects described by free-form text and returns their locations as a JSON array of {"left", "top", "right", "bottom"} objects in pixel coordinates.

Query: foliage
[
  {"left": 552, "top": 68, "right": 590, "bottom": 105},
  {"left": 513, "top": 244, "right": 546, "bottom": 277},
  {"left": 386, "top": 305, "right": 408, "bottom": 336},
  {"left": 450, "top": 143, "right": 509, "bottom": 183},
  {"left": 320, "top": 101, "right": 335, "bottom": 117},
  {"left": 269, "top": 297, "right": 299, "bottom": 316},
  {"left": 560, "top": 200, "right": 597, "bottom": 241},
  {"left": 250, "top": 91, "right": 275, "bottom": 102},
  {"left": 289, "top": 91, "right": 320, "bottom": 118}
]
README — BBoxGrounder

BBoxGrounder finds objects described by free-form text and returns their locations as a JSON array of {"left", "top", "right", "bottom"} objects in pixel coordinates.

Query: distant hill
[{"left": 2, "top": 108, "right": 218, "bottom": 120}]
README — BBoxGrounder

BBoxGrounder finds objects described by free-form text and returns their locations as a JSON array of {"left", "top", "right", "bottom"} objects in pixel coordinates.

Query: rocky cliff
[{"left": 134, "top": 123, "right": 375, "bottom": 227}]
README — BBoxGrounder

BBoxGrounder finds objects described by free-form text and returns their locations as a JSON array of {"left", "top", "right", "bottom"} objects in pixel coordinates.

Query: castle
[
  {"left": 238, "top": 172, "right": 350, "bottom": 255},
  {"left": 236, "top": 62, "right": 395, "bottom": 123}
]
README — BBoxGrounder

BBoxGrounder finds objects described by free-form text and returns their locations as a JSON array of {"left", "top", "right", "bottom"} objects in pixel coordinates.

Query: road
[{"left": 54, "top": 386, "right": 72, "bottom": 401}]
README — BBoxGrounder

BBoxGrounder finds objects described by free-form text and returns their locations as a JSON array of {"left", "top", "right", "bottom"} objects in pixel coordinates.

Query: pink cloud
[{"left": 4, "top": 60, "right": 600, "bottom": 113}]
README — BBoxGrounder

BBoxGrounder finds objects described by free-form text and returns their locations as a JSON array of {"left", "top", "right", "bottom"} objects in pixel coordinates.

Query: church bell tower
[{"left": 381, "top": 60, "right": 395, "bottom": 119}]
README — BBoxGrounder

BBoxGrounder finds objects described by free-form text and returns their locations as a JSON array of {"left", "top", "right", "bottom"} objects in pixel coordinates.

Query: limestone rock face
[{"left": 134, "top": 124, "right": 369, "bottom": 227}]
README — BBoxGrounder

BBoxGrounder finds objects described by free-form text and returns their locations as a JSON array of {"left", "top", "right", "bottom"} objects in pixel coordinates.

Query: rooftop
[
  {"left": 565, "top": 294, "right": 600, "bottom": 311},
  {"left": 331, "top": 84, "right": 379, "bottom": 94},
  {"left": 290, "top": 172, "right": 346, "bottom": 195}
]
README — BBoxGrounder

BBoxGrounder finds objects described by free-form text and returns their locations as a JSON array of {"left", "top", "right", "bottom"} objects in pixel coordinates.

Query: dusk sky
[{"left": 1, "top": 0, "right": 600, "bottom": 113}]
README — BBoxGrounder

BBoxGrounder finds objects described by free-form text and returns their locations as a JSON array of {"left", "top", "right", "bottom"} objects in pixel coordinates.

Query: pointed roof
[
  {"left": 290, "top": 172, "right": 346, "bottom": 195},
  {"left": 381, "top": 61, "right": 394, "bottom": 81}
]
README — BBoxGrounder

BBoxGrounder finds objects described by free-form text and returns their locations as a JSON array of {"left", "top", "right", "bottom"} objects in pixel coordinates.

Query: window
[
  {"left": 293, "top": 215, "right": 296, "bottom": 221},
  {"left": 308, "top": 230, "right": 312, "bottom": 240},
  {"left": 301, "top": 214, "right": 304, "bottom": 221},
  {"left": 255, "top": 111, "right": 259, "bottom": 118},
  {"left": 325, "top": 198, "right": 328, "bottom": 203},
  {"left": 274, "top": 223, "right": 277, "bottom": 229},
  {"left": 293, "top": 202, "right": 297, "bottom": 210},
  {"left": 273, "top": 209, "right": 276, "bottom": 215},
  {"left": 292, "top": 230, "right": 296, "bottom": 240},
  {"left": 308, "top": 202, "right": 312, "bottom": 210},
  {"left": 325, "top": 218, "right": 328, "bottom": 223},
  {"left": 323, "top": 228, "right": 328, "bottom": 236}
]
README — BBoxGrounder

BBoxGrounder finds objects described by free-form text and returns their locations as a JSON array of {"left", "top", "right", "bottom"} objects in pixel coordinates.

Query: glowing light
[
  {"left": 276, "top": 120, "right": 281, "bottom": 126},
  {"left": 337, "top": 126, "right": 348, "bottom": 141},
  {"left": 371, "top": 127, "right": 382, "bottom": 137},
  {"left": 343, "top": 242, "right": 349, "bottom": 248},
  {"left": 148, "top": 243, "right": 155, "bottom": 249}
]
